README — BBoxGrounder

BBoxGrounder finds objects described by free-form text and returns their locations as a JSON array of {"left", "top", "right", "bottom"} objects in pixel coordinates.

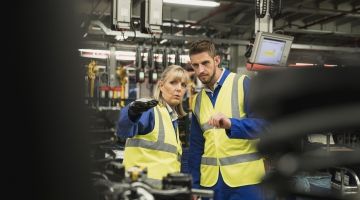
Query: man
[{"left": 188, "top": 40, "right": 267, "bottom": 200}]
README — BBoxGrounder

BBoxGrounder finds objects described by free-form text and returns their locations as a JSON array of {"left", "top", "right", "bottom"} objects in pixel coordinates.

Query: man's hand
[
  {"left": 208, "top": 113, "right": 231, "bottom": 129},
  {"left": 129, "top": 98, "right": 158, "bottom": 115}
]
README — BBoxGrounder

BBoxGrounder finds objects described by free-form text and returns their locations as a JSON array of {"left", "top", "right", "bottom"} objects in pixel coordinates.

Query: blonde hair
[{"left": 153, "top": 65, "right": 190, "bottom": 118}]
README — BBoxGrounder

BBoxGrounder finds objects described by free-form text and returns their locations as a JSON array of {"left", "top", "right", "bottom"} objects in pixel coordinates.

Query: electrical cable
[
  {"left": 270, "top": 0, "right": 282, "bottom": 18},
  {"left": 256, "top": 0, "right": 267, "bottom": 18},
  {"left": 130, "top": 19, "right": 136, "bottom": 41},
  {"left": 244, "top": 37, "right": 255, "bottom": 58}
]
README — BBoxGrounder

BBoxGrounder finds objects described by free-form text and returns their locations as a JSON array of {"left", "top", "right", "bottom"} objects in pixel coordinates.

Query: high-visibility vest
[
  {"left": 192, "top": 73, "right": 265, "bottom": 187},
  {"left": 123, "top": 105, "right": 182, "bottom": 180}
]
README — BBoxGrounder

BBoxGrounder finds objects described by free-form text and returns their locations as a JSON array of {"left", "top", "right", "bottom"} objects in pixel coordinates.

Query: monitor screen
[{"left": 249, "top": 32, "right": 294, "bottom": 67}]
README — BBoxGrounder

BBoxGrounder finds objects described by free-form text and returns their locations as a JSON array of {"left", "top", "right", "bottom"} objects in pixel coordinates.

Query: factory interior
[{"left": 17, "top": 0, "right": 360, "bottom": 200}]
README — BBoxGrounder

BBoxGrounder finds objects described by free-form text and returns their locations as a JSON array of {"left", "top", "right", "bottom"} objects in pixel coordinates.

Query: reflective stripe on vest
[
  {"left": 194, "top": 89, "right": 202, "bottom": 125},
  {"left": 195, "top": 75, "right": 242, "bottom": 132},
  {"left": 126, "top": 107, "right": 181, "bottom": 160},
  {"left": 201, "top": 152, "right": 261, "bottom": 166},
  {"left": 231, "top": 75, "right": 241, "bottom": 119},
  {"left": 126, "top": 139, "right": 178, "bottom": 154}
]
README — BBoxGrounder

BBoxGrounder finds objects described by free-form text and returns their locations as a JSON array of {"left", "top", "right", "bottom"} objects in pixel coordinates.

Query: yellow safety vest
[
  {"left": 123, "top": 105, "right": 182, "bottom": 180},
  {"left": 192, "top": 73, "right": 265, "bottom": 187}
]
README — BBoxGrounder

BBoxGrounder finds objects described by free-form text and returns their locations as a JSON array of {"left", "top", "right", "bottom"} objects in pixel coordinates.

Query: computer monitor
[{"left": 249, "top": 32, "right": 294, "bottom": 67}]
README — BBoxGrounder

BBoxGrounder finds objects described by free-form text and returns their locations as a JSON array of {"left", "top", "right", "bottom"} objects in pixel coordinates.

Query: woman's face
[{"left": 159, "top": 72, "right": 187, "bottom": 107}]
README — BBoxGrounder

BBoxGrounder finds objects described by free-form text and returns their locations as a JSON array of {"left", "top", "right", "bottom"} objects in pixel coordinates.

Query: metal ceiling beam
[
  {"left": 299, "top": 6, "right": 360, "bottom": 28},
  {"left": 283, "top": 28, "right": 360, "bottom": 37},
  {"left": 88, "top": 20, "right": 360, "bottom": 52},
  {"left": 348, "top": 0, "right": 360, "bottom": 6},
  {"left": 291, "top": 43, "right": 360, "bottom": 53},
  {"left": 335, "top": 18, "right": 358, "bottom": 26},
  {"left": 89, "top": 20, "right": 249, "bottom": 45},
  {"left": 351, "top": 20, "right": 360, "bottom": 27},
  {"left": 219, "top": 0, "right": 253, "bottom": 6},
  {"left": 316, "top": 0, "right": 332, "bottom": 4},
  {"left": 231, "top": 12, "right": 247, "bottom": 25},
  {"left": 82, "top": 39, "right": 360, "bottom": 53},
  {"left": 331, "top": 0, "right": 345, "bottom": 7},
  {"left": 283, "top": 7, "right": 360, "bottom": 18},
  {"left": 209, "top": 22, "right": 250, "bottom": 30},
  {"left": 302, "top": 14, "right": 329, "bottom": 24},
  {"left": 283, "top": 0, "right": 317, "bottom": 8},
  {"left": 281, "top": 13, "right": 309, "bottom": 22}
]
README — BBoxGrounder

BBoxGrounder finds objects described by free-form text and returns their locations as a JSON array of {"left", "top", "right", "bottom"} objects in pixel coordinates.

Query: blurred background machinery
[{"left": 249, "top": 67, "right": 360, "bottom": 200}]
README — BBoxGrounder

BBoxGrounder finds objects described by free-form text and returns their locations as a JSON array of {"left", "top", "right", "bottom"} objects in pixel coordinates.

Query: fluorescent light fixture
[
  {"left": 91, "top": 26, "right": 101, "bottom": 30},
  {"left": 96, "top": 65, "right": 106, "bottom": 69},
  {"left": 79, "top": 49, "right": 109, "bottom": 59},
  {"left": 115, "top": 51, "right": 136, "bottom": 56},
  {"left": 115, "top": 50, "right": 136, "bottom": 60},
  {"left": 160, "top": 39, "right": 168, "bottom": 44},
  {"left": 324, "top": 64, "right": 338, "bottom": 67},
  {"left": 78, "top": 49, "right": 136, "bottom": 60},
  {"left": 79, "top": 49, "right": 109, "bottom": 54},
  {"left": 295, "top": 63, "right": 315, "bottom": 66},
  {"left": 163, "top": 0, "right": 220, "bottom": 7},
  {"left": 115, "top": 35, "right": 128, "bottom": 41},
  {"left": 162, "top": 22, "right": 172, "bottom": 26},
  {"left": 180, "top": 55, "right": 190, "bottom": 63},
  {"left": 115, "top": 35, "right": 122, "bottom": 41},
  {"left": 116, "top": 55, "right": 135, "bottom": 61}
]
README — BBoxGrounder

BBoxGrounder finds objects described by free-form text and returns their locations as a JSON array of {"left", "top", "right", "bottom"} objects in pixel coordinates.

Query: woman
[{"left": 117, "top": 65, "right": 189, "bottom": 181}]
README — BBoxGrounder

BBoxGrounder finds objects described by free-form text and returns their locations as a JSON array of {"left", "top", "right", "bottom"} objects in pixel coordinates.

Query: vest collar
[
  {"left": 165, "top": 103, "right": 178, "bottom": 122},
  {"left": 204, "top": 68, "right": 227, "bottom": 93}
]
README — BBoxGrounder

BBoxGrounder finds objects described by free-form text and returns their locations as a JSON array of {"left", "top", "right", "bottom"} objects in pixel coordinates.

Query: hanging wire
[
  {"left": 121, "top": 30, "right": 125, "bottom": 41},
  {"left": 270, "top": 0, "right": 282, "bottom": 18},
  {"left": 152, "top": 34, "right": 157, "bottom": 45},
  {"left": 273, "top": 29, "right": 285, "bottom": 34},
  {"left": 130, "top": 19, "right": 137, "bottom": 42}
]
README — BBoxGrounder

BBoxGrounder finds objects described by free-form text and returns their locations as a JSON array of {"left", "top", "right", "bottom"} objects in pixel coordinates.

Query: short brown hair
[{"left": 189, "top": 39, "right": 216, "bottom": 58}]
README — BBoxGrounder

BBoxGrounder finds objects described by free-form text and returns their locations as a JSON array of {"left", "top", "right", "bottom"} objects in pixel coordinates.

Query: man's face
[{"left": 190, "top": 52, "right": 220, "bottom": 85}]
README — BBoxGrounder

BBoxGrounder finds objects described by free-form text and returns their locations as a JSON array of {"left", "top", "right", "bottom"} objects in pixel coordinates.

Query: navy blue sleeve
[
  {"left": 226, "top": 76, "right": 269, "bottom": 139},
  {"left": 188, "top": 112, "right": 204, "bottom": 189},
  {"left": 244, "top": 76, "right": 256, "bottom": 118},
  {"left": 227, "top": 118, "right": 268, "bottom": 139},
  {"left": 116, "top": 104, "right": 155, "bottom": 138}
]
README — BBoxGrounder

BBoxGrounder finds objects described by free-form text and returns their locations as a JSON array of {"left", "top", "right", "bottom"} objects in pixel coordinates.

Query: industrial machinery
[
  {"left": 250, "top": 67, "right": 360, "bottom": 200},
  {"left": 330, "top": 167, "right": 360, "bottom": 198},
  {"left": 92, "top": 164, "right": 214, "bottom": 200}
]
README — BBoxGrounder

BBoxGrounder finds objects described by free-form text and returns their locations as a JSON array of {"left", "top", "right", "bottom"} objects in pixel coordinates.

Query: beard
[{"left": 200, "top": 66, "right": 216, "bottom": 85}]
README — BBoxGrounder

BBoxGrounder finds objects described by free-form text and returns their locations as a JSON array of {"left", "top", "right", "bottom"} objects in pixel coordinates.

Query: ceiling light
[
  {"left": 115, "top": 35, "right": 123, "bottom": 41},
  {"left": 91, "top": 26, "right": 101, "bottom": 31},
  {"left": 163, "top": 0, "right": 220, "bottom": 7},
  {"left": 160, "top": 39, "right": 168, "bottom": 44},
  {"left": 79, "top": 49, "right": 109, "bottom": 59}
]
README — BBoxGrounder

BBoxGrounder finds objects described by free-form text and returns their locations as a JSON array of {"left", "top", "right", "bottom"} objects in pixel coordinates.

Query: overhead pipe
[
  {"left": 283, "top": 7, "right": 360, "bottom": 18},
  {"left": 282, "top": 28, "right": 360, "bottom": 37},
  {"left": 299, "top": 7, "right": 360, "bottom": 29}
]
